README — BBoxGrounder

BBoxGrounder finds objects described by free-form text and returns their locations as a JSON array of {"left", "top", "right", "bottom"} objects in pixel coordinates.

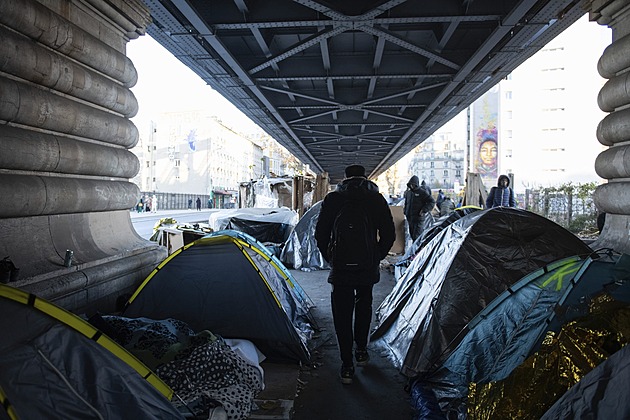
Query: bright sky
[{"left": 127, "top": 35, "right": 265, "bottom": 138}]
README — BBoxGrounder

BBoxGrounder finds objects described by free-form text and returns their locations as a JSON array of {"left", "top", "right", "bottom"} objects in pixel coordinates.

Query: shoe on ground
[
  {"left": 340, "top": 365, "right": 354, "bottom": 384},
  {"left": 355, "top": 349, "right": 370, "bottom": 367}
]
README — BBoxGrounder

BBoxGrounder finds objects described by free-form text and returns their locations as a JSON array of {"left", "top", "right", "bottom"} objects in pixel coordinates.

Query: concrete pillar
[
  {"left": 0, "top": 0, "right": 166, "bottom": 313},
  {"left": 586, "top": 0, "right": 630, "bottom": 254}
]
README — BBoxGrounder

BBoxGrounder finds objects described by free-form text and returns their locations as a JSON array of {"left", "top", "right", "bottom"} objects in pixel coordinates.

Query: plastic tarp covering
[
  {"left": 399, "top": 206, "right": 481, "bottom": 264},
  {"left": 0, "top": 286, "right": 182, "bottom": 420},
  {"left": 123, "top": 230, "right": 313, "bottom": 363},
  {"left": 541, "top": 343, "right": 630, "bottom": 419},
  {"left": 226, "top": 217, "right": 293, "bottom": 244},
  {"left": 208, "top": 207, "right": 298, "bottom": 243},
  {"left": 280, "top": 201, "right": 329, "bottom": 270},
  {"left": 370, "top": 207, "right": 592, "bottom": 378}
]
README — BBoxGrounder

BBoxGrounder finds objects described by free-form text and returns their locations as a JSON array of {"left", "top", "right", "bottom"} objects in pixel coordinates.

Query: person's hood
[
  {"left": 407, "top": 175, "right": 419, "bottom": 188},
  {"left": 338, "top": 177, "right": 379, "bottom": 197},
  {"left": 497, "top": 174, "right": 510, "bottom": 187}
]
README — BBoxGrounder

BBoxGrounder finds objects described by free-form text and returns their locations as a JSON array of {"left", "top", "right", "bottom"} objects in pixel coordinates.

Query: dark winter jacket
[
  {"left": 315, "top": 176, "right": 395, "bottom": 286},
  {"left": 486, "top": 175, "right": 516, "bottom": 208},
  {"left": 404, "top": 176, "right": 435, "bottom": 221}
]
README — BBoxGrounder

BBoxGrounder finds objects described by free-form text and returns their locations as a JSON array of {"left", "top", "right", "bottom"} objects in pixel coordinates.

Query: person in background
[
  {"left": 439, "top": 195, "right": 455, "bottom": 217},
  {"left": 420, "top": 180, "right": 432, "bottom": 196},
  {"left": 404, "top": 176, "right": 435, "bottom": 241},
  {"left": 196, "top": 197, "right": 202, "bottom": 211},
  {"left": 151, "top": 194, "right": 158, "bottom": 213},
  {"left": 486, "top": 174, "right": 516, "bottom": 208},
  {"left": 436, "top": 189, "right": 445, "bottom": 209},
  {"left": 314, "top": 164, "right": 395, "bottom": 385}
]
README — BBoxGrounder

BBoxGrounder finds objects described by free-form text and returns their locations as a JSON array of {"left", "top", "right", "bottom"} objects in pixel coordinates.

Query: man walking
[
  {"left": 315, "top": 164, "right": 395, "bottom": 384},
  {"left": 404, "top": 175, "right": 435, "bottom": 241}
]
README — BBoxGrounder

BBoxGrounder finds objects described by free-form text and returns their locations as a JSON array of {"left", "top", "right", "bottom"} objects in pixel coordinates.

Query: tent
[
  {"left": 463, "top": 284, "right": 630, "bottom": 419},
  {"left": 0, "top": 284, "right": 182, "bottom": 419},
  {"left": 370, "top": 207, "right": 593, "bottom": 378},
  {"left": 208, "top": 207, "right": 298, "bottom": 245},
  {"left": 123, "top": 230, "right": 314, "bottom": 363},
  {"left": 280, "top": 201, "right": 329, "bottom": 270},
  {"left": 397, "top": 206, "right": 481, "bottom": 275}
]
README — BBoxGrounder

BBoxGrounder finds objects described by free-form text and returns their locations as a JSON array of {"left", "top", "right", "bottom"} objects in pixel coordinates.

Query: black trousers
[{"left": 331, "top": 283, "right": 374, "bottom": 366}]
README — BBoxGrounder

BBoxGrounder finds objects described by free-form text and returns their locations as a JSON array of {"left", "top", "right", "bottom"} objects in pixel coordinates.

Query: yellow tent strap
[
  {"left": 0, "top": 285, "right": 173, "bottom": 400},
  {"left": 0, "top": 385, "right": 18, "bottom": 420},
  {"left": 232, "top": 238, "right": 283, "bottom": 309}
]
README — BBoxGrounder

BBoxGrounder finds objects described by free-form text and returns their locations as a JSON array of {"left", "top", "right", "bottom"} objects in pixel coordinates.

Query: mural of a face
[{"left": 479, "top": 139, "right": 497, "bottom": 168}]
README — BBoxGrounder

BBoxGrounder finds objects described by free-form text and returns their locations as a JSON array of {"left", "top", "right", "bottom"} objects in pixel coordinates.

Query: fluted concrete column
[
  {"left": 0, "top": 0, "right": 165, "bottom": 312},
  {"left": 585, "top": 0, "right": 630, "bottom": 254}
]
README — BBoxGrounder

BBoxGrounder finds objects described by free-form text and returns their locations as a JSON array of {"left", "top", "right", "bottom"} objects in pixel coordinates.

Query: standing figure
[
  {"left": 315, "top": 165, "right": 395, "bottom": 385},
  {"left": 188, "top": 199, "right": 193, "bottom": 210},
  {"left": 152, "top": 194, "right": 158, "bottom": 213},
  {"left": 436, "top": 189, "right": 445, "bottom": 208},
  {"left": 404, "top": 176, "right": 435, "bottom": 241},
  {"left": 439, "top": 196, "right": 455, "bottom": 217},
  {"left": 196, "top": 197, "right": 202, "bottom": 211},
  {"left": 486, "top": 174, "right": 516, "bottom": 208}
]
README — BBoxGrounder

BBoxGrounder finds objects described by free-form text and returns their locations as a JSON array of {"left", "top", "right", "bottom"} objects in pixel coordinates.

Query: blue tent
[
  {"left": 412, "top": 250, "right": 630, "bottom": 418},
  {"left": 371, "top": 207, "right": 592, "bottom": 378}
]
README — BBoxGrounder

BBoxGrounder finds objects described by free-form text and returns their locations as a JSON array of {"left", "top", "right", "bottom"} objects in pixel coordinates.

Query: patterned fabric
[{"left": 100, "top": 316, "right": 263, "bottom": 419}]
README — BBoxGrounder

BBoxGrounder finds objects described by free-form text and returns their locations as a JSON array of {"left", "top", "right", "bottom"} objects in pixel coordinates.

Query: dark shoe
[
  {"left": 340, "top": 365, "right": 354, "bottom": 384},
  {"left": 355, "top": 349, "right": 370, "bottom": 367}
]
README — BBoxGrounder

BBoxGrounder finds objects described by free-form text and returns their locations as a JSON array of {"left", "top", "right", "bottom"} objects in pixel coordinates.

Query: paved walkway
[{"left": 251, "top": 260, "right": 414, "bottom": 419}]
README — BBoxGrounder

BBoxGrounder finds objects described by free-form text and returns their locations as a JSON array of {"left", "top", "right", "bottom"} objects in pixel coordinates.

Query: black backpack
[{"left": 328, "top": 198, "right": 377, "bottom": 271}]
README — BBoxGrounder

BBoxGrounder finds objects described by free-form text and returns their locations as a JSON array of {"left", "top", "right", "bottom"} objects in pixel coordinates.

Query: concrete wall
[{"left": 0, "top": 0, "right": 165, "bottom": 313}]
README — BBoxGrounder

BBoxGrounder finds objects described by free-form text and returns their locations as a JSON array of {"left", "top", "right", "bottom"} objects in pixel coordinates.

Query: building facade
[
  {"left": 382, "top": 15, "right": 610, "bottom": 196},
  {"left": 132, "top": 111, "right": 264, "bottom": 203}
]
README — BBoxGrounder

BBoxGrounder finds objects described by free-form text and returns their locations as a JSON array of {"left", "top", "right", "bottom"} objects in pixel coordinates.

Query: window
[
  {"left": 506, "top": 149, "right": 513, "bottom": 158},
  {"left": 507, "top": 130, "right": 513, "bottom": 138},
  {"left": 153, "top": 161, "right": 156, "bottom": 166},
  {"left": 505, "top": 91, "right": 513, "bottom": 99},
  {"left": 443, "top": 170, "right": 449, "bottom": 177},
  {"left": 175, "top": 159, "right": 181, "bottom": 167},
  {"left": 430, "top": 162, "right": 434, "bottom": 168},
  {"left": 506, "top": 111, "right": 512, "bottom": 119},
  {"left": 146, "top": 161, "right": 150, "bottom": 168}
]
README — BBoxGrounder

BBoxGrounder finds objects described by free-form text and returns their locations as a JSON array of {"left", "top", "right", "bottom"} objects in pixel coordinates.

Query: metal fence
[
  {"left": 136, "top": 192, "right": 212, "bottom": 211},
  {"left": 522, "top": 183, "right": 599, "bottom": 233}
]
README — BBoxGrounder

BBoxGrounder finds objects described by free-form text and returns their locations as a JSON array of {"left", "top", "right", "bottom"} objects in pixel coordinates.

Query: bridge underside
[
  {"left": 0, "top": 0, "right": 629, "bottom": 312},
  {"left": 146, "top": 0, "right": 590, "bottom": 183}
]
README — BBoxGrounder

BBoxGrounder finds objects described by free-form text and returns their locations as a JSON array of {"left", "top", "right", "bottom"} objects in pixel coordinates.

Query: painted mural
[{"left": 472, "top": 86, "right": 499, "bottom": 186}]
